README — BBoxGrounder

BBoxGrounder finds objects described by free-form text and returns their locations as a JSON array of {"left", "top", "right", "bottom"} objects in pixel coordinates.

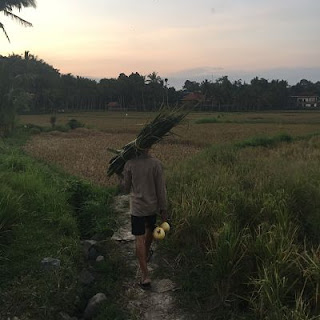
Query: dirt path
[{"left": 111, "top": 195, "right": 194, "bottom": 320}]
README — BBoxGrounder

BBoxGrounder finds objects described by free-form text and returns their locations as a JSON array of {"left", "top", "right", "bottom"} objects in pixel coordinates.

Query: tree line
[
  {"left": 0, "top": 53, "right": 181, "bottom": 114},
  {"left": 1, "top": 52, "right": 320, "bottom": 134}
]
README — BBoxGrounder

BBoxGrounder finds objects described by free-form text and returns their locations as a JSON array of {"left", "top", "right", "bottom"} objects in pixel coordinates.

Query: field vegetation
[
  {"left": 15, "top": 111, "right": 320, "bottom": 318},
  {"left": 166, "top": 134, "right": 320, "bottom": 319},
  {"left": 0, "top": 132, "right": 130, "bottom": 319},
  {"left": 21, "top": 111, "right": 320, "bottom": 186}
]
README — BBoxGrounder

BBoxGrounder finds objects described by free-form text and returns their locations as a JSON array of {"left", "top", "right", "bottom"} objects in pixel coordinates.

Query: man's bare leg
[
  {"left": 145, "top": 226, "right": 153, "bottom": 259},
  {"left": 135, "top": 235, "right": 151, "bottom": 284}
]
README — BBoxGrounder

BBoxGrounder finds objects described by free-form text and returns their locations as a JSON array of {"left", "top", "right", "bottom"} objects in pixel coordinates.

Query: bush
[
  {"left": 195, "top": 117, "right": 219, "bottom": 124},
  {"left": 50, "top": 116, "right": 56, "bottom": 128},
  {"left": 23, "top": 123, "right": 43, "bottom": 132},
  {"left": 29, "top": 127, "right": 41, "bottom": 135},
  {"left": 235, "top": 133, "right": 293, "bottom": 148},
  {"left": 66, "top": 179, "right": 116, "bottom": 238},
  {"left": 1, "top": 153, "right": 30, "bottom": 172},
  {"left": 67, "top": 119, "right": 84, "bottom": 130}
]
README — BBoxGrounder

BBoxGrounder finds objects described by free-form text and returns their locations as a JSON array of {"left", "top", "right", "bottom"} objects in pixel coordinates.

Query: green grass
[
  {"left": 195, "top": 117, "right": 219, "bottom": 124},
  {"left": 235, "top": 133, "right": 293, "bottom": 148},
  {"left": 194, "top": 116, "right": 279, "bottom": 124},
  {"left": 164, "top": 133, "right": 320, "bottom": 319},
  {"left": 0, "top": 148, "right": 80, "bottom": 319},
  {"left": 0, "top": 132, "right": 129, "bottom": 319}
]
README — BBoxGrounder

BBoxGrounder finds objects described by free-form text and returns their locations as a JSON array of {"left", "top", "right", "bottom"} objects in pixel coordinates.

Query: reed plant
[
  {"left": 107, "top": 108, "right": 187, "bottom": 176},
  {"left": 165, "top": 134, "right": 320, "bottom": 319}
]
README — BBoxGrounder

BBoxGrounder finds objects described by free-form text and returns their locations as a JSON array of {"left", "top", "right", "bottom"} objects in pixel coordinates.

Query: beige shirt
[{"left": 121, "top": 153, "right": 167, "bottom": 217}]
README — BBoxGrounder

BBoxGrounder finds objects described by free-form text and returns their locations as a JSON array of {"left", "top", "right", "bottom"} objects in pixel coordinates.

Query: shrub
[
  {"left": 235, "top": 133, "right": 293, "bottom": 148},
  {"left": 66, "top": 179, "right": 116, "bottom": 238},
  {"left": 195, "top": 117, "right": 219, "bottom": 124},
  {"left": 67, "top": 119, "right": 84, "bottom": 130},
  {"left": 50, "top": 116, "right": 56, "bottom": 128},
  {"left": 1, "top": 153, "right": 30, "bottom": 172},
  {"left": 24, "top": 123, "right": 42, "bottom": 130},
  {"left": 29, "top": 127, "right": 41, "bottom": 135}
]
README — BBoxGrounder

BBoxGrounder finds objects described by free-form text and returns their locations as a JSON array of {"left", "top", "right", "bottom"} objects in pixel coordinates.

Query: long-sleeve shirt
[{"left": 121, "top": 153, "right": 167, "bottom": 217}]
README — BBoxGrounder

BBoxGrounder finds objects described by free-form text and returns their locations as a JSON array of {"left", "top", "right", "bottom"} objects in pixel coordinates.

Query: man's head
[{"left": 142, "top": 147, "right": 150, "bottom": 155}]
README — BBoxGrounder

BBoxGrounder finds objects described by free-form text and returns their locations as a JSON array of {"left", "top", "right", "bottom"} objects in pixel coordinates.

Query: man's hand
[{"left": 160, "top": 209, "right": 168, "bottom": 222}]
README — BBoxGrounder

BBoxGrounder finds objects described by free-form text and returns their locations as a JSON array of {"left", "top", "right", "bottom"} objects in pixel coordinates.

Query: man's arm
[
  {"left": 154, "top": 162, "right": 168, "bottom": 222},
  {"left": 117, "top": 162, "right": 131, "bottom": 194}
]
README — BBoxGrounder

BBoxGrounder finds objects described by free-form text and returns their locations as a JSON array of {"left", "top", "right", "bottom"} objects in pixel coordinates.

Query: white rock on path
[
  {"left": 96, "top": 255, "right": 105, "bottom": 262},
  {"left": 152, "top": 279, "right": 177, "bottom": 293},
  {"left": 111, "top": 227, "right": 135, "bottom": 242}
]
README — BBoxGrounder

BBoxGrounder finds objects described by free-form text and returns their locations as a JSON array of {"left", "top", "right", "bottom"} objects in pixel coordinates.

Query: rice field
[
  {"left": 18, "top": 111, "right": 320, "bottom": 318},
  {"left": 21, "top": 111, "right": 320, "bottom": 186},
  {"left": 23, "top": 128, "right": 200, "bottom": 186}
]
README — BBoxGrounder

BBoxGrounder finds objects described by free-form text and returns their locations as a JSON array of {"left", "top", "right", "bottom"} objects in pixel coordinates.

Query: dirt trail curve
[{"left": 111, "top": 195, "right": 195, "bottom": 320}]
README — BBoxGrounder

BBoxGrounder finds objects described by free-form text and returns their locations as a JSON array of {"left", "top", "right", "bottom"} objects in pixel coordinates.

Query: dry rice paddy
[
  {"left": 23, "top": 128, "right": 200, "bottom": 186},
  {"left": 22, "top": 111, "right": 320, "bottom": 186}
]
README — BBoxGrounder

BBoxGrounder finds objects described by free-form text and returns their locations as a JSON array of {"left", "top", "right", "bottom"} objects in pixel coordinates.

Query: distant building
[
  {"left": 290, "top": 96, "right": 319, "bottom": 109},
  {"left": 181, "top": 91, "right": 217, "bottom": 111},
  {"left": 181, "top": 92, "right": 205, "bottom": 104},
  {"left": 107, "top": 101, "right": 121, "bottom": 111}
]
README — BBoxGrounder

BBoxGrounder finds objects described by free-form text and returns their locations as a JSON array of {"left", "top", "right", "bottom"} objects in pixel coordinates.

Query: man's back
[{"left": 122, "top": 153, "right": 167, "bottom": 217}]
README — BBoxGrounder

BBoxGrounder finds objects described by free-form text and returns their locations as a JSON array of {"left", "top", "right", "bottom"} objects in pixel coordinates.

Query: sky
[{"left": 1, "top": 0, "right": 320, "bottom": 88}]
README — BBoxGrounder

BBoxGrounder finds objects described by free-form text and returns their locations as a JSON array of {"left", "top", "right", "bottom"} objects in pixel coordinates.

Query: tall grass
[
  {"left": 0, "top": 143, "right": 126, "bottom": 319},
  {"left": 0, "top": 149, "right": 80, "bottom": 317},
  {"left": 0, "top": 187, "right": 22, "bottom": 249},
  {"left": 166, "top": 135, "right": 320, "bottom": 319}
]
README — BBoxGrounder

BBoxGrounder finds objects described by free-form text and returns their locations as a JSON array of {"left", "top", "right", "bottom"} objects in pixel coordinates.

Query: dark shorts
[{"left": 131, "top": 214, "right": 157, "bottom": 236}]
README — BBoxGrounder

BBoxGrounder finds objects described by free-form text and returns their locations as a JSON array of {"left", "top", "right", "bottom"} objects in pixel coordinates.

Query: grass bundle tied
[{"left": 107, "top": 109, "right": 188, "bottom": 177}]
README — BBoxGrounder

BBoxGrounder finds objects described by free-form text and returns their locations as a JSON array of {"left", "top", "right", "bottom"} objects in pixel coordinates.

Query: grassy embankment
[
  {"left": 0, "top": 130, "right": 129, "bottom": 320},
  {"left": 165, "top": 132, "right": 320, "bottom": 320}
]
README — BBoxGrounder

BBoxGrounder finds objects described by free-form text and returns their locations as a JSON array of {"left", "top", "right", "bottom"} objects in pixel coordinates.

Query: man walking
[{"left": 118, "top": 148, "right": 167, "bottom": 288}]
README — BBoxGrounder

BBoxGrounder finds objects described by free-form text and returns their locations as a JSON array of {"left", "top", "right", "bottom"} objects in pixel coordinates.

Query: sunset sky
[{"left": 1, "top": 0, "right": 319, "bottom": 88}]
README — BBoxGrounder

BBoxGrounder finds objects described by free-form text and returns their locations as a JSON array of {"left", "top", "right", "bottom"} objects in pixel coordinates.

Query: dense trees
[
  {"left": 195, "top": 76, "right": 319, "bottom": 112},
  {"left": 0, "top": 54, "right": 180, "bottom": 116},
  {"left": 0, "top": 52, "right": 320, "bottom": 135}
]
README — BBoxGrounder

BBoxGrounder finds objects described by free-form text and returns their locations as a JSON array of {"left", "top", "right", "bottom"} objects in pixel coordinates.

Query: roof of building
[
  {"left": 182, "top": 92, "right": 205, "bottom": 102},
  {"left": 107, "top": 101, "right": 120, "bottom": 107}
]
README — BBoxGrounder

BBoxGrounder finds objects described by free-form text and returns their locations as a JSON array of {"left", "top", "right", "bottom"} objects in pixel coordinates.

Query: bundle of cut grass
[{"left": 107, "top": 109, "right": 187, "bottom": 177}]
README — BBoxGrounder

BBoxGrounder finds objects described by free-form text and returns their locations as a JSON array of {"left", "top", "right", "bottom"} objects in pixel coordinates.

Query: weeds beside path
[
  {"left": 0, "top": 135, "right": 130, "bottom": 319},
  {"left": 166, "top": 133, "right": 320, "bottom": 319}
]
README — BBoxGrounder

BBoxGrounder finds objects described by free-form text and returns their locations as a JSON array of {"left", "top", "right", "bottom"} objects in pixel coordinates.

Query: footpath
[{"left": 111, "top": 195, "right": 194, "bottom": 320}]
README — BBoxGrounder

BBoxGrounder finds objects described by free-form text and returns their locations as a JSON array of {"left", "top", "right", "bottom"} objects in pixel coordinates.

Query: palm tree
[
  {"left": 0, "top": 0, "right": 36, "bottom": 42},
  {"left": 146, "top": 71, "right": 162, "bottom": 84}
]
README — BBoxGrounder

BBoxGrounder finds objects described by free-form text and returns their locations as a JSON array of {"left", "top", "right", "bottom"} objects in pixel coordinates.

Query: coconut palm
[
  {"left": 146, "top": 71, "right": 162, "bottom": 85},
  {"left": 0, "top": 0, "right": 36, "bottom": 42}
]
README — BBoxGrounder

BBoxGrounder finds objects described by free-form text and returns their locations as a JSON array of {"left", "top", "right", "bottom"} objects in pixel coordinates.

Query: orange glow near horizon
[{"left": 1, "top": 0, "right": 319, "bottom": 83}]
